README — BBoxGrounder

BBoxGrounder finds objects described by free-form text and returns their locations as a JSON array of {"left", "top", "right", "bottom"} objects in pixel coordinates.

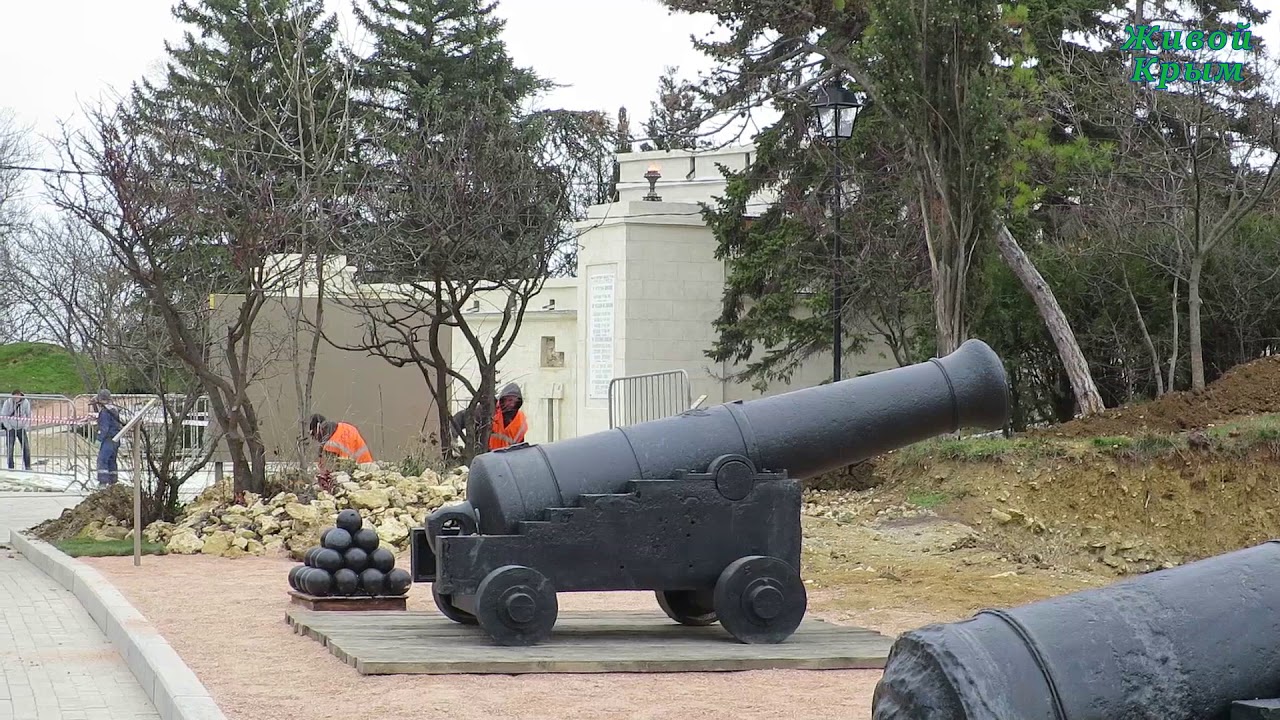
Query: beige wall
[{"left": 208, "top": 293, "right": 448, "bottom": 464}]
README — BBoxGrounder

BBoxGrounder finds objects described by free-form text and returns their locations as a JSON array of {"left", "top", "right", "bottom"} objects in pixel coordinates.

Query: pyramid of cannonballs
[{"left": 288, "top": 509, "right": 412, "bottom": 597}]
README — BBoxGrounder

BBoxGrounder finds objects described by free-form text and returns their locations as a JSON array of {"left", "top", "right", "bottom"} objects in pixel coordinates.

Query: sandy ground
[
  {"left": 80, "top": 515, "right": 1111, "bottom": 720},
  {"left": 84, "top": 552, "right": 885, "bottom": 720}
]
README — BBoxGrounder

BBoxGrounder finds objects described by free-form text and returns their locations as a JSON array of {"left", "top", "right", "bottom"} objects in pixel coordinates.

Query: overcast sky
[{"left": 2, "top": 0, "right": 1278, "bottom": 204}]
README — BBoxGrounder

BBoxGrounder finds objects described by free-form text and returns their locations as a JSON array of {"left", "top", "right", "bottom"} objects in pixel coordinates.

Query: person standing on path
[
  {"left": 0, "top": 389, "right": 31, "bottom": 470},
  {"left": 92, "top": 389, "right": 123, "bottom": 487}
]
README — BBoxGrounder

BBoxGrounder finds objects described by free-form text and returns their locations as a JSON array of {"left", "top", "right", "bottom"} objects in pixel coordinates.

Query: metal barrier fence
[
  {"left": 0, "top": 392, "right": 217, "bottom": 494},
  {"left": 608, "top": 370, "right": 694, "bottom": 429},
  {"left": 76, "top": 394, "right": 215, "bottom": 465},
  {"left": 0, "top": 393, "right": 84, "bottom": 478}
]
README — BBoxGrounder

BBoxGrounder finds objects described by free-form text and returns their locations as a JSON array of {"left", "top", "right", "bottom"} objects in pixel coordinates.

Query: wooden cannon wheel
[
  {"left": 474, "top": 565, "right": 559, "bottom": 646},
  {"left": 713, "top": 555, "right": 808, "bottom": 644}
]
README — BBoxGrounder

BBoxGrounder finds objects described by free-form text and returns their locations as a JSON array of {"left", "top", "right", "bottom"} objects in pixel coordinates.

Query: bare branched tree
[
  {"left": 330, "top": 102, "right": 588, "bottom": 460},
  {"left": 47, "top": 97, "right": 313, "bottom": 495},
  {"left": 11, "top": 215, "right": 137, "bottom": 391},
  {"left": 229, "top": 8, "right": 362, "bottom": 471},
  {"left": 0, "top": 108, "right": 28, "bottom": 236},
  {"left": 1056, "top": 35, "right": 1280, "bottom": 392}
]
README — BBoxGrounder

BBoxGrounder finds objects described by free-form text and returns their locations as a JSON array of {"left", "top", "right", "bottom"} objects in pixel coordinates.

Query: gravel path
[{"left": 84, "top": 554, "right": 887, "bottom": 720}]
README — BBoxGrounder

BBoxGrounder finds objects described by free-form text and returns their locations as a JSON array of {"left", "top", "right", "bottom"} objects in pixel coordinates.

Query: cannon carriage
[{"left": 411, "top": 339, "right": 1011, "bottom": 647}]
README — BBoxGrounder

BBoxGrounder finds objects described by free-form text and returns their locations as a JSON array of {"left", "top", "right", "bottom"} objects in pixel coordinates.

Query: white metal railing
[{"left": 608, "top": 370, "right": 694, "bottom": 429}]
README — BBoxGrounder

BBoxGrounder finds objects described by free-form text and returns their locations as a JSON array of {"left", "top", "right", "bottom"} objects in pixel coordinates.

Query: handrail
[
  {"left": 106, "top": 396, "right": 159, "bottom": 569},
  {"left": 112, "top": 398, "right": 159, "bottom": 444}
]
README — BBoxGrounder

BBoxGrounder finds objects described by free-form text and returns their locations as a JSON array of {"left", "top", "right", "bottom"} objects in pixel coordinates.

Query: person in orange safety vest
[
  {"left": 309, "top": 413, "right": 374, "bottom": 468},
  {"left": 448, "top": 382, "right": 528, "bottom": 454}
]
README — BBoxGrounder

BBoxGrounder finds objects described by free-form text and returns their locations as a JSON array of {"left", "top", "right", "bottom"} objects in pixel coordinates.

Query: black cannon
[
  {"left": 871, "top": 541, "right": 1280, "bottom": 720},
  {"left": 411, "top": 339, "right": 1011, "bottom": 646}
]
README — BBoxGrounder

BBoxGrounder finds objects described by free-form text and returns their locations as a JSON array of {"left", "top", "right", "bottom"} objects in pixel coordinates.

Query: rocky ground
[{"left": 33, "top": 463, "right": 470, "bottom": 559}]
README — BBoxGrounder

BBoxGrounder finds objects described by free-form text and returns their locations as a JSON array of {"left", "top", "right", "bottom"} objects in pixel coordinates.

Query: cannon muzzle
[
  {"left": 872, "top": 541, "right": 1280, "bottom": 720},
  {"left": 451, "top": 338, "right": 1009, "bottom": 538}
]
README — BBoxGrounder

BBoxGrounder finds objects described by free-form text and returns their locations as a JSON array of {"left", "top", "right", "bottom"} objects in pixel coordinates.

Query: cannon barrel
[
  {"left": 872, "top": 541, "right": 1280, "bottom": 720},
  {"left": 452, "top": 338, "right": 1009, "bottom": 538}
]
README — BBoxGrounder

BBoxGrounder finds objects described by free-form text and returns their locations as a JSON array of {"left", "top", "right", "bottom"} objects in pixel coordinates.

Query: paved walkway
[
  {"left": 0, "top": 551, "right": 159, "bottom": 719},
  {"left": 0, "top": 493, "right": 82, "bottom": 545}
]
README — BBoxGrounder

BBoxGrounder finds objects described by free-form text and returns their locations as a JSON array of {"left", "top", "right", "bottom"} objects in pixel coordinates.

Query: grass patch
[
  {"left": 894, "top": 436, "right": 1067, "bottom": 464},
  {"left": 1208, "top": 413, "right": 1280, "bottom": 447},
  {"left": 0, "top": 342, "right": 89, "bottom": 396},
  {"left": 906, "top": 490, "right": 950, "bottom": 509},
  {"left": 54, "top": 537, "right": 167, "bottom": 558},
  {"left": 1093, "top": 434, "right": 1182, "bottom": 459}
]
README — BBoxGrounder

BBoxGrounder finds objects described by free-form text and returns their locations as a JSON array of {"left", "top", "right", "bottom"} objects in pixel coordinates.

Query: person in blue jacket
[{"left": 92, "top": 389, "right": 123, "bottom": 487}]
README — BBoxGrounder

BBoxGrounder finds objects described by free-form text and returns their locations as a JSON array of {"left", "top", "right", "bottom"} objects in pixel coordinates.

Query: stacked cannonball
[{"left": 288, "top": 509, "right": 412, "bottom": 597}]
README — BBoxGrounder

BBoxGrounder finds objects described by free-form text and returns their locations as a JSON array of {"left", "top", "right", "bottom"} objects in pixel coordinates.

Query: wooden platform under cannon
[
  {"left": 285, "top": 608, "right": 896, "bottom": 675},
  {"left": 288, "top": 590, "right": 408, "bottom": 611}
]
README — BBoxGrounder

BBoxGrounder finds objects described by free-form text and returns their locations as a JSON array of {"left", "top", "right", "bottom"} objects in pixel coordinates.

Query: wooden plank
[
  {"left": 284, "top": 608, "right": 896, "bottom": 676},
  {"left": 288, "top": 590, "right": 407, "bottom": 611}
]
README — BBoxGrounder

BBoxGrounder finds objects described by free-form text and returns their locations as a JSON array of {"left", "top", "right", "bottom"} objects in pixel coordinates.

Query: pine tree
[
  {"left": 640, "top": 66, "right": 708, "bottom": 151},
  {"left": 135, "top": 0, "right": 342, "bottom": 183},
  {"left": 351, "top": 0, "right": 547, "bottom": 131}
]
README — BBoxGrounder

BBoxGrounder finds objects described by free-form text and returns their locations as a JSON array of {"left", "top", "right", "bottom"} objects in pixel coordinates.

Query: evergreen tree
[
  {"left": 136, "top": 0, "right": 343, "bottom": 186},
  {"left": 341, "top": 0, "right": 615, "bottom": 460},
  {"left": 640, "top": 66, "right": 709, "bottom": 151},
  {"left": 351, "top": 0, "right": 546, "bottom": 132}
]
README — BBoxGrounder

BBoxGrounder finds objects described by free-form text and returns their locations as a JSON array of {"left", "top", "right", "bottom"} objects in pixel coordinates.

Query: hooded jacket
[
  {"left": 450, "top": 383, "right": 527, "bottom": 450},
  {"left": 310, "top": 414, "right": 373, "bottom": 464}
]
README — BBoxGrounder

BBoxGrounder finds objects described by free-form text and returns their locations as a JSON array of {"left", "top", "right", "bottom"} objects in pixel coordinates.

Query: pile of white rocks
[{"left": 141, "top": 464, "right": 468, "bottom": 558}]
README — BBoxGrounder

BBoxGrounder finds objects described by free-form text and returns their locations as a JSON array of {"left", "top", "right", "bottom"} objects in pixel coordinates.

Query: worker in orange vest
[
  {"left": 308, "top": 413, "right": 374, "bottom": 469},
  {"left": 449, "top": 382, "right": 529, "bottom": 454}
]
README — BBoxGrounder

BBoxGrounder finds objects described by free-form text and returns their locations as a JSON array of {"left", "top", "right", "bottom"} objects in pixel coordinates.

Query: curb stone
[{"left": 12, "top": 531, "right": 228, "bottom": 720}]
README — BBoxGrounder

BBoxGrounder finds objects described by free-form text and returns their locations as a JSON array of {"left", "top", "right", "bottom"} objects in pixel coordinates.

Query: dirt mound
[
  {"left": 1034, "top": 354, "right": 1280, "bottom": 438},
  {"left": 804, "top": 460, "right": 879, "bottom": 491},
  {"left": 858, "top": 437, "right": 1280, "bottom": 580},
  {"left": 30, "top": 484, "right": 136, "bottom": 542}
]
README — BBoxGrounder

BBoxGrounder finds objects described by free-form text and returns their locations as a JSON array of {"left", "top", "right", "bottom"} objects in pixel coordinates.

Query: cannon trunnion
[
  {"left": 412, "top": 339, "right": 1012, "bottom": 646},
  {"left": 412, "top": 453, "right": 806, "bottom": 646}
]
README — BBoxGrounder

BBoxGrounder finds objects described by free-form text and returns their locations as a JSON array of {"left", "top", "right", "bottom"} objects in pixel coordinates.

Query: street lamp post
[{"left": 811, "top": 82, "right": 866, "bottom": 384}]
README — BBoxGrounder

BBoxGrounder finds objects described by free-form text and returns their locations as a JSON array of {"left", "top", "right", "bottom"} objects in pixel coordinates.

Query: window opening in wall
[{"left": 541, "top": 336, "right": 565, "bottom": 368}]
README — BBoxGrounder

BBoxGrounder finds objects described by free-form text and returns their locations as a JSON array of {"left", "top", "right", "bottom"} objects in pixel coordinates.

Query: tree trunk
[
  {"left": 247, "top": 437, "right": 267, "bottom": 493},
  {"left": 1124, "top": 271, "right": 1164, "bottom": 396},
  {"left": 994, "top": 223, "right": 1105, "bottom": 417},
  {"left": 225, "top": 436, "right": 254, "bottom": 494},
  {"left": 1188, "top": 254, "right": 1206, "bottom": 391},
  {"left": 1167, "top": 276, "right": 1180, "bottom": 392},
  {"left": 921, "top": 193, "right": 966, "bottom": 356},
  {"left": 931, "top": 264, "right": 964, "bottom": 356}
]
